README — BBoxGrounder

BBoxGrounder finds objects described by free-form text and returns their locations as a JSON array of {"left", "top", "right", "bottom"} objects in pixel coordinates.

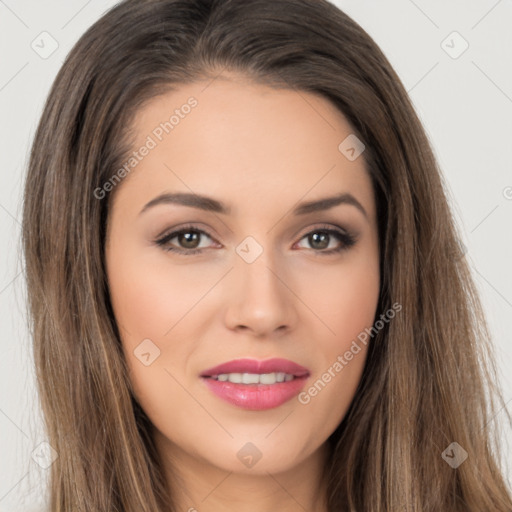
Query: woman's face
[{"left": 105, "top": 73, "right": 380, "bottom": 477}]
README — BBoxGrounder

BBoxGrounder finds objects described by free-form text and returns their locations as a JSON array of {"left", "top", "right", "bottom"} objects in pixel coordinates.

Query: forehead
[{"left": 113, "top": 73, "right": 375, "bottom": 221}]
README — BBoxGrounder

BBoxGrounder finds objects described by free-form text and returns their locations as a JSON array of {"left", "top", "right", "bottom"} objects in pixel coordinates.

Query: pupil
[
  {"left": 310, "top": 232, "right": 329, "bottom": 250},
  {"left": 180, "top": 232, "right": 199, "bottom": 249}
]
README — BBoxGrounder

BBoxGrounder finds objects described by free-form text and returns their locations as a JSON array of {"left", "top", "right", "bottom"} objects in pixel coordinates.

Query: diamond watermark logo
[
  {"left": 134, "top": 338, "right": 161, "bottom": 366},
  {"left": 441, "top": 31, "right": 469, "bottom": 60},
  {"left": 338, "top": 134, "right": 365, "bottom": 161},
  {"left": 237, "top": 442, "right": 263, "bottom": 468},
  {"left": 31, "top": 441, "right": 58, "bottom": 469},
  {"left": 31, "top": 31, "right": 59, "bottom": 59},
  {"left": 442, "top": 441, "right": 468, "bottom": 468},
  {"left": 236, "top": 236, "right": 263, "bottom": 264}
]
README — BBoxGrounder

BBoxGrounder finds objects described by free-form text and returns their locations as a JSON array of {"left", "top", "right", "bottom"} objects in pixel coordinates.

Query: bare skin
[{"left": 105, "top": 71, "right": 380, "bottom": 512}]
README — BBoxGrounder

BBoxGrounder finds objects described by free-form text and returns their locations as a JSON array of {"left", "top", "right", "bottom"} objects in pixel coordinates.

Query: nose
[{"left": 223, "top": 249, "right": 298, "bottom": 337}]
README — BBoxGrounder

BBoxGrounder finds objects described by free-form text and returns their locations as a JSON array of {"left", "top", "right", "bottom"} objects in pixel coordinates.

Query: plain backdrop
[{"left": 0, "top": 1, "right": 511, "bottom": 510}]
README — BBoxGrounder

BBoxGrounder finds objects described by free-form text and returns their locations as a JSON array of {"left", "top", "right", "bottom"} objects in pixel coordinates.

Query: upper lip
[{"left": 200, "top": 358, "right": 310, "bottom": 378}]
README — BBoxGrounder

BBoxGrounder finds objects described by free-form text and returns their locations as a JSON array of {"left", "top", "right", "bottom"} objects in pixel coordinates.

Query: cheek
[
  {"left": 106, "top": 245, "right": 216, "bottom": 345},
  {"left": 331, "top": 268, "right": 380, "bottom": 347},
  {"left": 294, "top": 252, "right": 380, "bottom": 351},
  {"left": 105, "top": 250, "right": 201, "bottom": 428},
  {"left": 105, "top": 243, "right": 225, "bottom": 416},
  {"left": 291, "top": 255, "right": 379, "bottom": 427}
]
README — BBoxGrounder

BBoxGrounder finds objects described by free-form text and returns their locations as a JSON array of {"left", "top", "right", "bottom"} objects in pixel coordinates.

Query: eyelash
[{"left": 154, "top": 223, "right": 357, "bottom": 256}]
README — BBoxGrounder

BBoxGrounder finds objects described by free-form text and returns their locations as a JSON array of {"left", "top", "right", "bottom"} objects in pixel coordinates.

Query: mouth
[
  {"left": 200, "top": 358, "right": 310, "bottom": 411},
  {"left": 207, "top": 372, "right": 297, "bottom": 384}
]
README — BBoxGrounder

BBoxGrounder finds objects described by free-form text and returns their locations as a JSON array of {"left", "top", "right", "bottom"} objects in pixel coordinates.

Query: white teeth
[
  {"left": 259, "top": 373, "right": 277, "bottom": 384},
  {"left": 228, "top": 373, "right": 243, "bottom": 383},
  {"left": 212, "top": 372, "right": 296, "bottom": 384},
  {"left": 242, "top": 373, "right": 260, "bottom": 384}
]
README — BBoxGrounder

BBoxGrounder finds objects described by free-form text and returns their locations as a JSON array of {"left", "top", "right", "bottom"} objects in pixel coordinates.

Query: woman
[{"left": 22, "top": 0, "right": 512, "bottom": 510}]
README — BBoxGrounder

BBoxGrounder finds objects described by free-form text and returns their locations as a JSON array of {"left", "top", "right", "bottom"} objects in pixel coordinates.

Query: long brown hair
[{"left": 22, "top": 0, "right": 512, "bottom": 510}]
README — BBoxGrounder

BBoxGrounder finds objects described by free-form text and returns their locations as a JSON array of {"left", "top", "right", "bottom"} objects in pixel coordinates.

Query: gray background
[{"left": 1, "top": 1, "right": 511, "bottom": 510}]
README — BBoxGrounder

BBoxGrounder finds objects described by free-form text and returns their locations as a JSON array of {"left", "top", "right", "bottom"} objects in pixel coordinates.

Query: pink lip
[
  {"left": 200, "top": 357, "right": 310, "bottom": 377},
  {"left": 200, "top": 358, "right": 310, "bottom": 411}
]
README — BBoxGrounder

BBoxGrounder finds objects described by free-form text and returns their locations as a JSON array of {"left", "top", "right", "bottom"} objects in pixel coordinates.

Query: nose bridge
[
  {"left": 225, "top": 235, "right": 296, "bottom": 334},
  {"left": 236, "top": 237, "right": 285, "bottom": 304}
]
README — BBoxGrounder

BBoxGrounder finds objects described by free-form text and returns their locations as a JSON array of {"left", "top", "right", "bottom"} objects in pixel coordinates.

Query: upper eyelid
[{"left": 156, "top": 225, "right": 216, "bottom": 243}]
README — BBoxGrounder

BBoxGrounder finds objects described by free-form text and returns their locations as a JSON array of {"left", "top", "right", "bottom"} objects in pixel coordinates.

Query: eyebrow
[{"left": 139, "top": 191, "right": 368, "bottom": 219}]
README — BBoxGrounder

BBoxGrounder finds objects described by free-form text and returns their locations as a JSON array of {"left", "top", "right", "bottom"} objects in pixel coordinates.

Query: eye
[
  {"left": 154, "top": 224, "right": 217, "bottom": 254},
  {"left": 154, "top": 223, "right": 358, "bottom": 255},
  {"left": 294, "top": 224, "right": 357, "bottom": 255}
]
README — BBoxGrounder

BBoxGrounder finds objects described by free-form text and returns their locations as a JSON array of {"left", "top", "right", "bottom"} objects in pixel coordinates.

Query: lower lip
[{"left": 201, "top": 376, "right": 309, "bottom": 410}]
